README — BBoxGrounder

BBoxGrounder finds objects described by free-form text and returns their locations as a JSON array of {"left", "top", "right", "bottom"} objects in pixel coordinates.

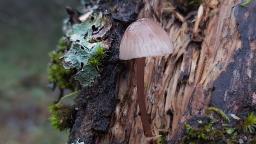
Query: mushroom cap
[{"left": 119, "top": 18, "right": 174, "bottom": 60}]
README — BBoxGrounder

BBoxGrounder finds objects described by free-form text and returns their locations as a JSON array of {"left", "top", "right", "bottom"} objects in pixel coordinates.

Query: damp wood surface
[{"left": 69, "top": 0, "right": 256, "bottom": 143}]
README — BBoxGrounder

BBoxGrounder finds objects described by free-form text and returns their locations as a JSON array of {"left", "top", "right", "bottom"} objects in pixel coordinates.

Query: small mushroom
[{"left": 119, "top": 18, "right": 174, "bottom": 137}]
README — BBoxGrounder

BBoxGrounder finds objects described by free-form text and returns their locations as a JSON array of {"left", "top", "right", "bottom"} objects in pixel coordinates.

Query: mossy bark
[{"left": 68, "top": 0, "right": 256, "bottom": 143}]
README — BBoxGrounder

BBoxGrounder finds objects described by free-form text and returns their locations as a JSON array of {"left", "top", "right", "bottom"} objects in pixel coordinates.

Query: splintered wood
[{"left": 98, "top": 0, "right": 256, "bottom": 143}]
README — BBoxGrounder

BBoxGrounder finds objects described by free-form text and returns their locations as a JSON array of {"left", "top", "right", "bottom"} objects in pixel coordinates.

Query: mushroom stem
[{"left": 136, "top": 57, "right": 153, "bottom": 137}]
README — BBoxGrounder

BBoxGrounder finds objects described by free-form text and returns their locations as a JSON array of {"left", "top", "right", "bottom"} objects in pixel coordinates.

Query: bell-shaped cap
[{"left": 119, "top": 18, "right": 174, "bottom": 60}]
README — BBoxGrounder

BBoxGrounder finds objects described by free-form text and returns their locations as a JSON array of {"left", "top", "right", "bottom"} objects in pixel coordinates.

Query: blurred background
[{"left": 0, "top": 0, "right": 79, "bottom": 143}]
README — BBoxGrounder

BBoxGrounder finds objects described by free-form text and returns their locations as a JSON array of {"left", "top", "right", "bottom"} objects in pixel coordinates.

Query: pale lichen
[
  {"left": 62, "top": 12, "right": 111, "bottom": 87},
  {"left": 71, "top": 139, "right": 85, "bottom": 144},
  {"left": 48, "top": 11, "right": 112, "bottom": 130}
]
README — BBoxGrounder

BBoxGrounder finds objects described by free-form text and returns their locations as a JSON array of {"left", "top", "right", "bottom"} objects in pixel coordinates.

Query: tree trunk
[{"left": 68, "top": 0, "right": 256, "bottom": 143}]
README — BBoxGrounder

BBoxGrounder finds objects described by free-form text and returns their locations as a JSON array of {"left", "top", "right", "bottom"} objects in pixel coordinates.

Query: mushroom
[{"left": 119, "top": 18, "right": 174, "bottom": 137}]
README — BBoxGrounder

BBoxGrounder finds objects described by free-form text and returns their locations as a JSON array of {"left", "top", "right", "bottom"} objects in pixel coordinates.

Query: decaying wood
[{"left": 69, "top": 0, "right": 256, "bottom": 143}]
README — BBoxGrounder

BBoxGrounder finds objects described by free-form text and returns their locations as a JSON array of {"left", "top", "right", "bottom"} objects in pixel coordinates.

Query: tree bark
[{"left": 69, "top": 0, "right": 256, "bottom": 143}]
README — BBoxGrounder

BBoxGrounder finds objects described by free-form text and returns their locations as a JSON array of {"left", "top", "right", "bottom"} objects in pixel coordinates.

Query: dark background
[{"left": 0, "top": 0, "right": 79, "bottom": 143}]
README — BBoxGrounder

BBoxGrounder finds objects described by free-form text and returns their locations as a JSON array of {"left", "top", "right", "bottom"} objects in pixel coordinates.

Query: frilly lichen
[
  {"left": 48, "top": 11, "right": 111, "bottom": 130},
  {"left": 49, "top": 12, "right": 110, "bottom": 89},
  {"left": 71, "top": 139, "right": 84, "bottom": 144},
  {"left": 62, "top": 12, "right": 110, "bottom": 87}
]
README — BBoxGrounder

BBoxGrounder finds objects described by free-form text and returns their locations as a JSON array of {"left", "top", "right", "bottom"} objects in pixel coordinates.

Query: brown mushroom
[{"left": 119, "top": 18, "right": 174, "bottom": 137}]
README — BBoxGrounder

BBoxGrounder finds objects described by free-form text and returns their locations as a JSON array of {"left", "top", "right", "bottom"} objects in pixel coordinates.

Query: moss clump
[
  {"left": 48, "top": 104, "right": 75, "bottom": 131},
  {"left": 242, "top": 112, "right": 256, "bottom": 134},
  {"left": 240, "top": 0, "right": 254, "bottom": 7},
  {"left": 157, "top": 134, "right": 167, "bottom": 144},
  {"left": 48, "top": 37, "right": 77, "bottom": 131},
  {"left": 48, "top": 90, "right": 79, "bottom": 131},
  {"left": 48, "top": 63, "right": 73, "bottom": 89},
  {"left": 182, "top": 107, "right": 256, "bottom": 144},
  {"left": 48, "top": 37, "right": 74, "bottom": 90},
  {"left": 206, "top": 107, "right": 230, "bottom": 122},
  {"left": 88, "top": 47, "right": 106, "bottom": 70},
  {"left": 183, "top": 120, "right": 225, "bottom": 143}
]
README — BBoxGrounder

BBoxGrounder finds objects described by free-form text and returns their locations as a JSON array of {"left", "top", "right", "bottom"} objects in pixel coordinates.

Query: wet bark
[{"left": 69, "top": 0, "right": 256, "bottom": 143}]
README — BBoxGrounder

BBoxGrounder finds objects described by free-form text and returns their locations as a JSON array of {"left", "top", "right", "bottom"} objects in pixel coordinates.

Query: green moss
[
  {"left": 183, "top": 107, "right": 256, "bottom": 143},
  {"left": 240, "top": 0, "right": 254, "bottom": 7},
  {"left": 48, "top": 11, "right": 111, "bottom": 131},
  {"left": 48, "top": 104, "right": 74, "bottom": 131},
  {"left": 57, "top": 37, "right": 70, "bottom": 51},
  {"left": 157, "top": 135, "right": 167, "bottom": 144},
  {"left": 48, "top": 63, "right": 73, "bottom": 89},
  {"left": 48, "top": 37, "right": 74, "bottom": 90},
  {"left": 206, "top": 107, "right": 230, "bottom": 122},
  {"left": 242, "top": 112, "right": 256, "bottom": 134},
  {"left": 183, "top": 122, "right": 224, "bottom": 143},
  {"left": 88, "top": 46, "right": 106, "bottom": 70},
  {"left": 48, "top": 90, "right": 79, "bottom": 131}
]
